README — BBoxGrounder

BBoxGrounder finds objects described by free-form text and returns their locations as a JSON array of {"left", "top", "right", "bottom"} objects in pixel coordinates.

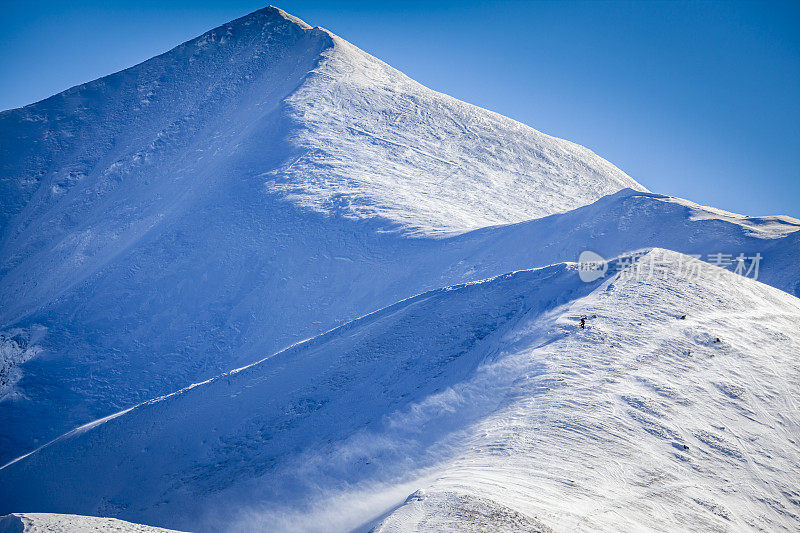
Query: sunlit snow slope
[
  {"left": 0, "top": 4, "right": 798, "bottom": 485},
  {"left": 1, "top": 251, "right": 798, "bottom": 533},
  {"left": 0, "top": 513, "right": 185, "bottom": 533},
  {"left": 267, "top": 29, "right": 645, "bottom": 235}
]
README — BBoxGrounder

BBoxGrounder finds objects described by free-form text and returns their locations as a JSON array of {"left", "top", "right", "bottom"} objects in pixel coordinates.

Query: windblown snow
[
  {"left": 0, "top": 5, "right": 798, "bottom": 533},
  {"left": 2, "top": 251, "right": 799, "bottom": 532}
]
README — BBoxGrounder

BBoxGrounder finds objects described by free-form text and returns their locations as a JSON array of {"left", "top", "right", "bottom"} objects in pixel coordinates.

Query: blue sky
[{"left": 2, "top": 1, "right": 798, "bottom": 217}]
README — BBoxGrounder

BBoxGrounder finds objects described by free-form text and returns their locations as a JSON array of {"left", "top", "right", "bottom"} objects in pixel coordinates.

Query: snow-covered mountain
[
  {"left": 2, "top": 251, "right": 799, "bottom": 532},
  {"left": 0, "top": 5, "right": 652, "bottom": 463},
  {"left": 1, "top": 6, "right": 798, "bottom": 532}
]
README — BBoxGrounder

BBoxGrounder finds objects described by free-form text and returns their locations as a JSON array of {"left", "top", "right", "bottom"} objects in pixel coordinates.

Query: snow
[
  {"left": 373, "top": 491, "right": 552, "bottom": 532},
  {"left": 660, "top": 196, "right": 800, "bottom": 239},
  {"left": 269, "top": 30, "right": 645, "bottom": 236},
  {"left": 1, "top": 251, "right": 799, "bottom": 532},
  {"left": 0, "top": 5, "right": 798, "bottom": 532},
  {"left": 375, "top": 250, "right": 800, "bottom": 532},
  {"left": 0, "top": 513, "right": 184, "bottom": 533},
  {"left": 0, "top": 326, "right": 46, "bottom": 401}
]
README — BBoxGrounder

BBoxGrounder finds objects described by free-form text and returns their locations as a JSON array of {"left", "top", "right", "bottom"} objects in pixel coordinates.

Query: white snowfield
[
  {"left": 1, "top": 5, "right": 799, "bottom": 533},
  {"left": 1, "top": 251, "right": 799, "bottom": 533},
  {"left": 0, "top": 5, "right": 798, "bottom": 468},
  {"left": 270, "top": 30, "right": 644, "bottom": 236},
  {"left": 0, "top": 513, "right": 184, "bottom": 533}
]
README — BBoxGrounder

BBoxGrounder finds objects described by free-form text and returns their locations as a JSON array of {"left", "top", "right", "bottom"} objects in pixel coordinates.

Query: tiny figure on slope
[{"left": 580, "top": 317, "right": 586, "bottom": 329}]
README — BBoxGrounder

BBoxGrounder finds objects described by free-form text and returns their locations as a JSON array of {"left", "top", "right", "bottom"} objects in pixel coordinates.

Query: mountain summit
[
  {"left": 257, "top": 8, "right": 647, "bottom": 235},
  {"left": 1, "top": 6, "right": 644, "bottom": 244}
]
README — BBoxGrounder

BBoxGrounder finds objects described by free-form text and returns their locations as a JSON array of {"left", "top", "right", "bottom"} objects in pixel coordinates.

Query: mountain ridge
[{"left": 2, "top": 250, "right": 798, "bottom": 532}]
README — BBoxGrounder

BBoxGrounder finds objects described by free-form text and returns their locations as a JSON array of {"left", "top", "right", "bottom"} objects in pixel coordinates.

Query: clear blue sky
[{"left": 2, "top": 1, "right": 798, "bottom": 217}]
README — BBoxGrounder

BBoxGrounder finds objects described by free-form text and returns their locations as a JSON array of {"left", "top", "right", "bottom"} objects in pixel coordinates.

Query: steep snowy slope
[
  {"left": 0, "top": 5, "right": 798, "bottom": 472},
  {"left": 0, "top": 262, "right": 603, "bottom": 530},
  {"left": 0, "top": 5, "right": 642, "bottom": 462},
  {"left": 375, "top": 251, "right": 800, "bottom": 532},
  {"left": 2, "top": 251, "right": 799, "bottom": 532},
  {"left": 267, "top": 30, "right": 644, "bottom": 235}
]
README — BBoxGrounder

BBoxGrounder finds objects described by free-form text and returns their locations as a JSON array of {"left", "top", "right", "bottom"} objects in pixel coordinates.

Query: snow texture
[
  {"left": 1, "top": 251, "right": 799, "bottom": 533},
  {"left": 268, "top": 31, "right": 645, "bottom": 236},
  {"left": 0, "top": 326, "right": 45, "bottom": 401},
  {"left": 0, "top": 6, "right": 799, "bottom": 533},
  {"left": 0, "top": 513, "right": 184, "bottom": 533},
  {"left": 0, "top": 8, "right": 800, "bottom": 470}
]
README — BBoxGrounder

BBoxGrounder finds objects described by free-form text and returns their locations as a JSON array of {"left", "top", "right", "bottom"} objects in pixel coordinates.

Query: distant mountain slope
[
  {"left": 0, "top": 5, "right": 797, "bottom": 472},
  {"left": 445, "top": 189, "right": 800, "bottom": 298},
  {"left": 2, "top": 250, "right": 798, "bottom": 532},
  {"left": 0, "top": 7, "right": 332, "bottom": 325}
]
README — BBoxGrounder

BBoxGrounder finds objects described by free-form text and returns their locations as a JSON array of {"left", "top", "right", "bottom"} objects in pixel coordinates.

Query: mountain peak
[
  {"left": 1, "top": 8, "right": 798, "bottom": 532},
  {"left": 261, "top": 5, "right": 314, "bottom": 29},
  {"left": 225, "top": 5, "right": 314, "bottom": 32},
  {"left": 185, "top": 4, "right": 320, "bottom": 52}
]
